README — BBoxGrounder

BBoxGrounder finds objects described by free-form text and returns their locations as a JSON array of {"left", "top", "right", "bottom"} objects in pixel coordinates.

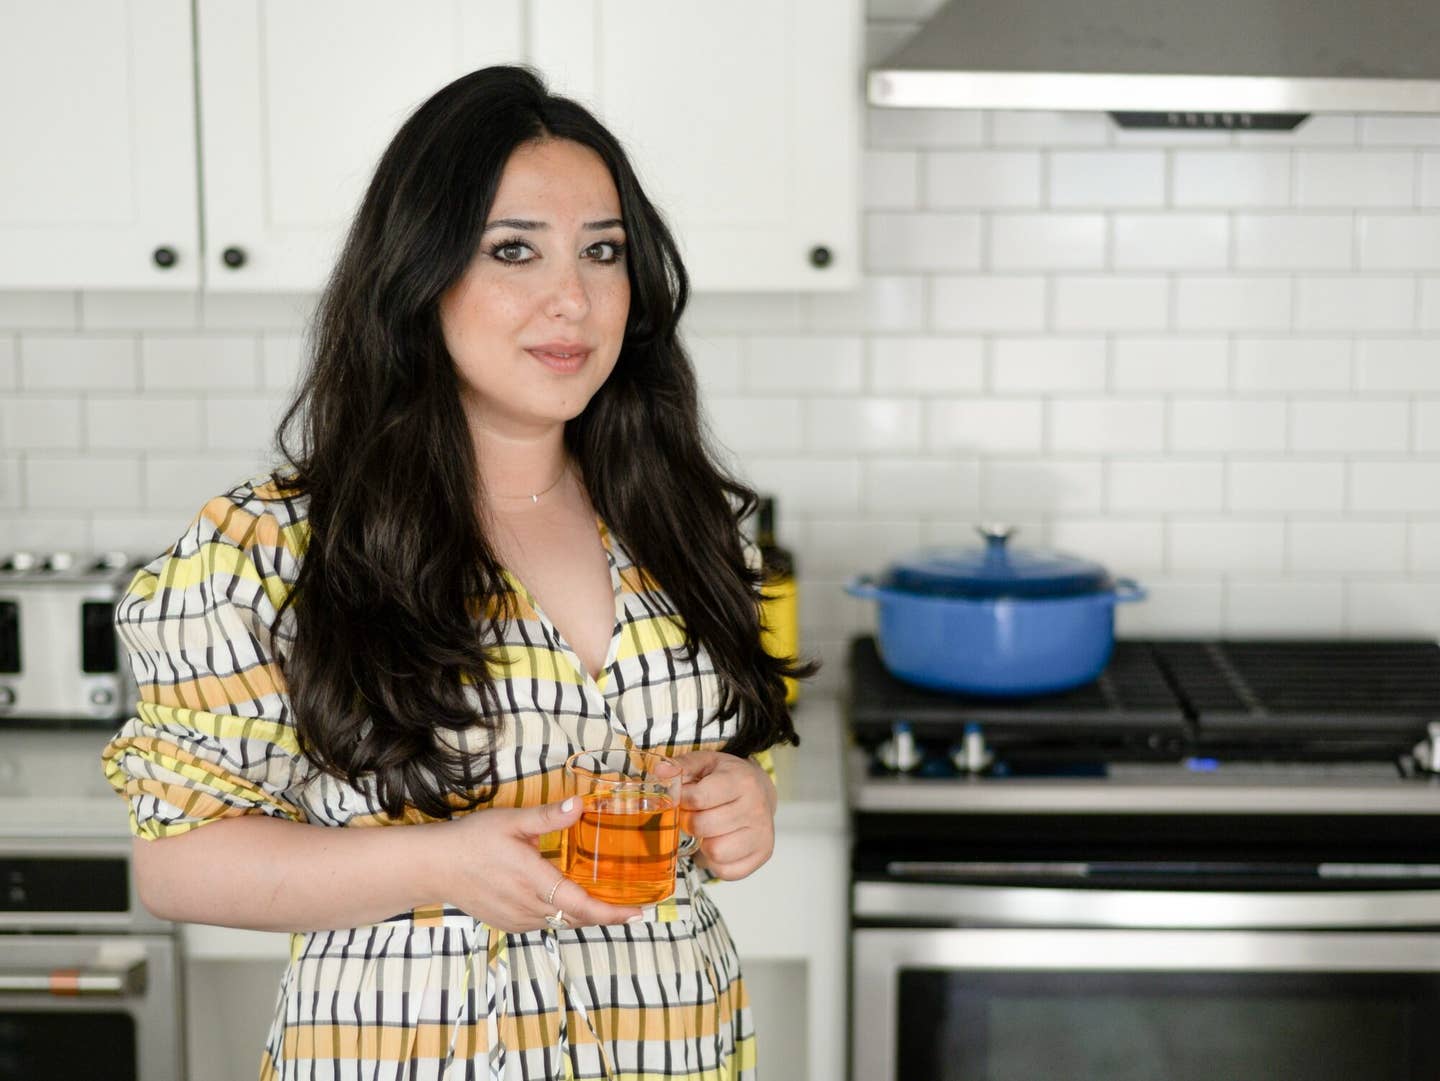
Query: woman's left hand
[{"left": 671, "top": 750, "right": 778, "bottom": 881}]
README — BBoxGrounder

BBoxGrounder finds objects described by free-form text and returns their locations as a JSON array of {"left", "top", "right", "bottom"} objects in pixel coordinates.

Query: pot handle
[
  {"left": 845, "top": 574, "right": 883, "bottom": 600},
  {"left": 1112, "top": 577, "right": 1148, "bottom": 604}
]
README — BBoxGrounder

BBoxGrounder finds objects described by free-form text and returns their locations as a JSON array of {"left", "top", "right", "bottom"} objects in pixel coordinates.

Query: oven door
[
  {"left": 0, "top": 934, "right": 182, "bottom": 1081},
  {"left": 853, "top": 886, "right": 1440, "bottom": 1081}
]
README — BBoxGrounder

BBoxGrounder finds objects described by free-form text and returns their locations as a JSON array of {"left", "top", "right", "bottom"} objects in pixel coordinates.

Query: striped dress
[{"left": 101, "top": 474, "right": 764, "bottom": 1081}]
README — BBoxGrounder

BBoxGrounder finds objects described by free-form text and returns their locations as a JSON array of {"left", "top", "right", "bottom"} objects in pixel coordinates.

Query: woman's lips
[{"left": 526, "top": 348, "right": 591, "bottom": 373}]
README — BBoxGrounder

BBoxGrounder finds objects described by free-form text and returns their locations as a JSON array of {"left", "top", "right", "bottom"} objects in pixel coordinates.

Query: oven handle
[
  {"left": 855, "top": 880, "right": 1440, "bottom": 929},
  {"left": 0, "top": 959, "right": 145, "bottom": 997}
]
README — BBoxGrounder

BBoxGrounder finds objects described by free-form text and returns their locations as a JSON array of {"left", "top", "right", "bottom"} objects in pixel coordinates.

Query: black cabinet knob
[
  {"left": 221, "top": 246, "right": 247, "bottom": 269},
  {"left": 152, "top": 246, "right": 178, "bottom": 269},
  {"left": 809, "top": 245, "right": 833, "bottom": 268}
]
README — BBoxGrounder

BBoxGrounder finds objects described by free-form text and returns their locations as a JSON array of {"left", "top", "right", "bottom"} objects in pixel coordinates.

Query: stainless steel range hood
[{"left": 868, "top": 0, "right": 1440, "bottom": 124}]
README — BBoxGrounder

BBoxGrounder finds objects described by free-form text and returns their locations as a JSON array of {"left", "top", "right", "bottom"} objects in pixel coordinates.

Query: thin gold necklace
[{"left": 490, "top": 462, "right": 569, "bottom": 505}]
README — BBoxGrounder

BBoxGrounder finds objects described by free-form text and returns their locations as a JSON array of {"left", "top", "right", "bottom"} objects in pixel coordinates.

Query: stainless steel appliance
[
  {"left": 848, "top": 636, "right": 1440, "bottom": 1081},
  {"left": 0, "top": 800, "right": 183, "bottom": 1081},
  {"left": 0, "top": 552, "right": 140, "bottom": 725}
]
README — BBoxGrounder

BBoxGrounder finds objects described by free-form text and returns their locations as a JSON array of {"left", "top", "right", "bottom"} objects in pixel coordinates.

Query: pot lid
[{"left": 881, "top": 525, "right": 1113, "bottom": 600}]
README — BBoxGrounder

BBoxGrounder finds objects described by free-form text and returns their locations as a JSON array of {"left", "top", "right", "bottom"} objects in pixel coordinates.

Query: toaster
[{"left": 0, "top": 552, "right": 144, "bottom": 725}]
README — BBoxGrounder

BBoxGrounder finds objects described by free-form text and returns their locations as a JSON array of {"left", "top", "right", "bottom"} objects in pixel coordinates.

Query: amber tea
[{"left": 566, "top": 792, "right": 680, "bottom": 905}]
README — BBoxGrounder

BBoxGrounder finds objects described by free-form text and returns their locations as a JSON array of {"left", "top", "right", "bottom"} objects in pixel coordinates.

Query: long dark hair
[{"left": 274, "top": 65, "right": 815, "bottom": 819}]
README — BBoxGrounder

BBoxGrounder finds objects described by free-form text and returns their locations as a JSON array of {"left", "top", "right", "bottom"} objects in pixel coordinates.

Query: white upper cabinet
[
  {"left": 196, "top": 0, "right": 526, "bottom": 291},
  {"left": 0, "top": 0, "right": 200, "bottom": 289},
  {"left": 530, "top": 0, "right": 861, "bottom": 291}
]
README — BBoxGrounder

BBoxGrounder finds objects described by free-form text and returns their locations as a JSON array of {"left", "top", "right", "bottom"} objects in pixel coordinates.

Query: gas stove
[{"left": 848, "top": 635, "right": 1440, "bottom": 813}]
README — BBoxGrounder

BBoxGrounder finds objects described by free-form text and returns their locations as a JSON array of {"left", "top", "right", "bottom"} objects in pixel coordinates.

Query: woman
[{"left": 101, "top": 65, "right": 812, "bottom": 1080}]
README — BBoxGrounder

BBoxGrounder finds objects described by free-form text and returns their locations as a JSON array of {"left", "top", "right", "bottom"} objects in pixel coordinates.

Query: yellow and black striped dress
[{"left": 101, "top": 475, "right": 760, "bottom": 1081}]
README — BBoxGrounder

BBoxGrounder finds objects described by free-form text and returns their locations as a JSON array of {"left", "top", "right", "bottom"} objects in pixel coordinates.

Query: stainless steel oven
[
  {"left": 0, "top": 831, "right": 184, "bottom": 1081},
  {"left": 846, "top": 635, "right": 1440, "bottom": 1081}
]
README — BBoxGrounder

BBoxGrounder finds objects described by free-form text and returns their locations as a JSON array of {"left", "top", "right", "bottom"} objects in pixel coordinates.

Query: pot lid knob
[{"left": 976, "top": 523, "right": 1017, "bottom": 543}]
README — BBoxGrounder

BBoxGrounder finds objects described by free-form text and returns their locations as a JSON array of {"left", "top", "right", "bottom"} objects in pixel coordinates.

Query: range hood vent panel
[{"left": 869, "top": 0, "right": 1440, "bottom": 116}]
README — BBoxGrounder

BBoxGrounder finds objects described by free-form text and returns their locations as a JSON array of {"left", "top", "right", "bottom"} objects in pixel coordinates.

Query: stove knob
[
  {"left": 0, "top": 686, "right": 14, "bottom": 710},
  {"left": 44, "top": 552, "right": 75, "bottom": 572},
  {"left": 877, "top": 722, "right": 923, "bottom": 773},
  {"left": 4, "top": 552, "right": 36, "bottom": 572},
  {"left": 89, "top": 688, "right": 116, "bottom": 708}
]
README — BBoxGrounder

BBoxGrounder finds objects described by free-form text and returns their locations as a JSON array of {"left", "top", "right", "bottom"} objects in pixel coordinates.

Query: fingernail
[
  {"left": 560, "top": 797, "right": 575, "bottom": 813},
  {"left": 626, "top": 915, "right": 644, "bottom": 924}
]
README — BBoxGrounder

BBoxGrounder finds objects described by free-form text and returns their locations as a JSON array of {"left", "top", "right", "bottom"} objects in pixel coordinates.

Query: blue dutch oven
[{"left": 846, "top": 525, "right": 1147, "bottom": 697}]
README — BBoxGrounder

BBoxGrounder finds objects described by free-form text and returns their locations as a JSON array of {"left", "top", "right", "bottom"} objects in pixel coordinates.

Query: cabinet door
[
  {"left": 196, "top": 1, "right": 524, "bottom": 292},
  {"left": 530, "top": 0, "right": 861, "bottom": 291},
  {"left": 0, "top": 0, "right": 199, "bottom": 289}
]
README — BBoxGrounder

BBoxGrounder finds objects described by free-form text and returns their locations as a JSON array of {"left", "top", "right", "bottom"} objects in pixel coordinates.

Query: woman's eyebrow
[{"left": 483, "top": 217, "right": 625, "bottom": 232}]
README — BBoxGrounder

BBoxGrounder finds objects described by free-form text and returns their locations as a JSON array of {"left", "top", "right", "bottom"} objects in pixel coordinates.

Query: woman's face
[{"left": 440, "top": 138, "right": 631, "bottom": 437}]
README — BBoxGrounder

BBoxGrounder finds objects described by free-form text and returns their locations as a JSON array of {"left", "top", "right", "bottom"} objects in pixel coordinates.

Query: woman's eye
[
  {"left": 588, "top": 240, "right": 627, "bottom": 264},
  {"left": 493, "top": 241, "right": 532, "bottom": 263}
]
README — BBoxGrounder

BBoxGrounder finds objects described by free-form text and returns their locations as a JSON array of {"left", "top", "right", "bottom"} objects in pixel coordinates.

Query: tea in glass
[{"left": 563, "top": 749, "right": 683, "bottom": 905}]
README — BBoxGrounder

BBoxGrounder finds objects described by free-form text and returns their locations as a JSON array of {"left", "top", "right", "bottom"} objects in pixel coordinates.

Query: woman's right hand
[{"left": 432, "top": 798, "right": 643, "bottom": 932}]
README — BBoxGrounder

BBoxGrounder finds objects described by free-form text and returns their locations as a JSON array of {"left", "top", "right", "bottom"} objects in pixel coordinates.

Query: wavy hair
[{"left": 274, "top": 65, "right": 815, "bottom": 818}]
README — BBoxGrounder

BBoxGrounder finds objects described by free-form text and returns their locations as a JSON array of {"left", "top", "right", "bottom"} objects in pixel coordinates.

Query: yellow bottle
[{"left": 755, "top": 496, "right": 800, "bottom": 705}]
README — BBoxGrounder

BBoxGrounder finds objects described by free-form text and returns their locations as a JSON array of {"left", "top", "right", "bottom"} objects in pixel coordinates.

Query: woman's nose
[{"left": 545, "top": 261, "right": 590, "bottom": 319}]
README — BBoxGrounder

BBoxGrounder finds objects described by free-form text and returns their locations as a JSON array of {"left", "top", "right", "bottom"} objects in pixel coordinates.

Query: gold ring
[
  {"left": 544, "top": 909, "right": 569, "bottom": 930},
  {"left": 544, "top": 875, "right": 564, "bottom": 906}
]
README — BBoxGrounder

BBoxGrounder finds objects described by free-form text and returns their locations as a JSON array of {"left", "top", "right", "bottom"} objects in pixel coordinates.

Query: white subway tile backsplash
[
  {"left": 683, "top": 293, "right": 803, "bottom": 334},
  {"left": 1359, "top": 214, "right": 1440, "bottom": 270},
  {"left": 806, "top": 276, "right": 926, "bottom": 333},
  {"left": 0, "top": 514, "right": 88, "bottom": 551},
  {"left": 1115, "top": 578, "right": 1224, "bottom": 635},
  {"left": 1346, "top": 581, "right": 1440, "bottom": 636},
  {"left": 1172, "top": 151, "right": 1291, "bottom": 208},
  {"left": 924, "top": 151, "right": 1043, "bottom": 208},
  {"left": 865, "top": 212, "right": 983, "bottom": 271},
  {"left": 26, "top": 454, "right": 141, "bottom": 509},
  {"left": 930, "top": 275, "right": 1046, "bottom": 331},
  {"left": 687, "top": 335, "right": 743, "bottom": 397},
  {"left": 1424, "top": 153, "right": 1440, "bottom": 207},
  {"left": 1170, "top": 399, "right": 1286, "bottom": 453},
  {"left": 1049, "top": 151, "right": 1166, "bottom": 207},
  {"left": 85, "top": 396, "right": 205, "bottom": 451},
  {"left": 865, "top": 458, "right": 980, "bottom": 514},
  {"left": 1168, "top": 519, "right": 1285, "bottom": 572},
  {"left": 1051, "top": 398, "right": 1165, "bottom": 452},
  {"left": 989, "top": 111, "right": 1109, "bottom": 146},
  {"left": 1054, "top": 276, "right": 1169, "bottom": 331},
  {"left": 1175, "top": 276, "right": 1292, "bottom": 331},
  {"left": 705, "top": 397, "right": 805, "bottom": 454},
  {"left": 983, "top": 459, "right": 1105, "bottom": 513},
  {"left": 744, "top": 337, "right": 864, "bottom": 391},
  {"left": 1111, "top": 337, "right": 1229, "bottom": 392},
  {"left": 1414, "top": 401, "right": 1440, "bottom": 453},
  {"left": 1350, "top": 461, "right": 1440, "bottom": 512},
  {"left": 88, "top": 514, "right": 185, "bottom": 556},
  {"left": 0, "top": 292, "right": 78, "bottom": 330},
  {"left": 867, "top": 107, "right": 983, "bottom": 149},
  {"left": 0, "top": 337, "right": 14, "bottom": 390},
  {"left": 868, "top": 336, "right": 984, "bottom": 392},
  {"left": 864, "top": 150, "right": 920, "bottom": 209},
  {"left": 1296, "top": 152, "right": 1415, "bottom": 207},
  {"left": 1233, "top": 337, "right": 1352, "bottom": 392},
  {"left": 1109, "top": 460, "right": 1224, "bottom": 512},
  {"left": 800, "top": 517, "right": 923, "bottom": 576},
  {"left": 1, "top": 397, "right": 82, "bottom": 450},
  {"left": 926, "top": 398, "right": 1044, "bottom": 454},
  {"left": 988, "top": 214, "right": 1106, "bottom": 270},
  {"left": 1224, "top": 580, "right": 1345, "bottom": 635},
  {"left": 1359, "top": 116, "right": 1440, "bottom": 146},
  {"left": 1047, "top": 518, "right": 1165, "bottom": 571},
  {"left": 0, "top": 458, "right": 18, "bottom": 510},
  {"left": 992, "top": 337, "right": 1107, "bottom": 393},
  {"left": 1234, "top": 214, "right": 1353, "bottom": 270},
  {"left": 1230, "top": 460, "right": 1345, "bottom": 512},
  {"left": 203, "top": 396, "right": 291, "bottom": 453},
  {"left": 1290, "top": 400, "right": 1409, "bottom": 454},
  {"left": 79, "top": 291, "right": 199, "bottom": 331},
  {"left": 744, "top": 458, "right": 863, "bottom": 516},
  {"left": 143, "top": 455, "right": 267, "bottom": 511},
  {"left": 1113, "top": 214, "right": 1228, "bottom": 270},
  {"left": 1289, "top": 520, "right": 1406, "bottom": 574},
  {"left": 260, "top": 334, "right": 305, "bottom": 392},
  {"left": 922, "top": 517, "right": 1046, "bottom": 545},
  {"left": 21, "top": 336, "right": 137, "bottom": 390},
  {"left": 1295, "top": 276, "right": 1416, "bottom": 332},
  {"left": 142, "top": 335, "right": 259, "bottom": 390},
  {"left": 809, "top": 397, "right": 922, "bottom": 453},
  {"left": 1355, "top": 338, "right": 1440, "bottom": 391},
  {"left": 1409, "top": 522, "right": 1440, "bottom": 573},
  {"left": 1424, "top": 279, "right": 1440, "bottom": 331},
  {"left": 199, "top": 292, "right": 315, "bottom": 332}
]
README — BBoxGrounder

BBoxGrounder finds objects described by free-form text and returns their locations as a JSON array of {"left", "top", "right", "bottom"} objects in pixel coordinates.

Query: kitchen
[{"left": 3, "top": 0, "right": 1440, "bottom": 1077}]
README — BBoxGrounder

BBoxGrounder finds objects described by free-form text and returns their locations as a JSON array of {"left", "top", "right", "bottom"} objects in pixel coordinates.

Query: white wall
[{"left": 4, "top": 2, "right": 1440, "bottom": 695}]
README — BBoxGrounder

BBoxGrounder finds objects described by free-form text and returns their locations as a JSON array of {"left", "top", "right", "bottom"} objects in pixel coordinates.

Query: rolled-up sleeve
[{"left": 101, "top": 489, "right": 310, "bottom": 839}]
